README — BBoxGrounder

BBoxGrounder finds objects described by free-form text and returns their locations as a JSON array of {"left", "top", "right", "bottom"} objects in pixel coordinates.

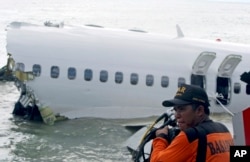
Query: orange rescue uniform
[{"left": 150, "top": 121, "right": 234, "bottom": 162}]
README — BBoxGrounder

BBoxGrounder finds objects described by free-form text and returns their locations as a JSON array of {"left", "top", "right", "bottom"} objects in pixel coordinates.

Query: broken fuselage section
[{"left": 0, "top": 54, "right": 58, "bottom": 125}]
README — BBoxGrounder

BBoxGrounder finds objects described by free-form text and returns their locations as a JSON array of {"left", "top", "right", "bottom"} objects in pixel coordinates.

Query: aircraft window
[
  {"left": 68, "top": 67, "right": 76, "bottom": 80},
  {"left": 115, "top": 72, "right": 123, "bottom": 84},
  {"left": 131, "top": 73, "right": 139, "bottom": 85},
  {"left": 51, "top": 66, "right": 60, "bottom": 78},
  {"left": 178, "top": 77, "right": 186, "bottom": 87},
  {"left": 84, "top": 69, "right": 93, "bottom": 81},
  {"left": 100, "top": 70, "right": 108, "bottom": 82},
  {"left": 15, "top": 62, "right": 25, "bottom": 71},
  {"left": 32, "top": 64, "right": 41, "bottom": 77},
  {"left": 191, "top": 74, "right": 205, "bottom": 88},
  {"left": 216, "top": 77, "right": 231, "bottom": 105},
  {"left": 234, "top": 82, "right": 241, "bottom": 94},
  {"left": 146, "top": 74, "right": 154, "bottom": 86},
  {"left": 161, "top": 76, "right": 169, "bottom": 88},
  {"left": 246, "top": 84, "right": 250, "bottom": 95}
]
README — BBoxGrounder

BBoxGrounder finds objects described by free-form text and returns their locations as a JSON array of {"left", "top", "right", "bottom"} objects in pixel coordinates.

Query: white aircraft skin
[{"left": 4, "top": 22, "right": 250, "bottom": 120}]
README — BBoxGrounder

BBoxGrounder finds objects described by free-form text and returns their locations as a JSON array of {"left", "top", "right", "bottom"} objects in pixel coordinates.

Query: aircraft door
[
  {"left": 191, "top": 52, "right": 216, "bottom": 88},
  {"left": 216, "top": 54, "right": 242, "bottom": 105}
]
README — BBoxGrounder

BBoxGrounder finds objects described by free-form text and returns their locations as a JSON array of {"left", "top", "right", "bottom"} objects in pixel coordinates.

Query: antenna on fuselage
[{"left": 176, "top": 24, "right": 184, "bottom": 38}]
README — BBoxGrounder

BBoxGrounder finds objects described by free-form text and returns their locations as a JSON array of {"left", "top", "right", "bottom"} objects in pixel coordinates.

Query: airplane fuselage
[{"left": 5, "top": 22, "right": 250, "bottom": 120}]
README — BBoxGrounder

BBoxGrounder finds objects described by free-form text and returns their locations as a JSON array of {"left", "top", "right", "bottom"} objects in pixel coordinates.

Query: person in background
[{"left": 150, "top": 84, "right": 234, "bottom": 162}]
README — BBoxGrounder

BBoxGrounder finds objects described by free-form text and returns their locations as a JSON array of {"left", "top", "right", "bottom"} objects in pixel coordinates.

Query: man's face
[{"left": 174, "top": 104, "right": 199, "bottom": 131}]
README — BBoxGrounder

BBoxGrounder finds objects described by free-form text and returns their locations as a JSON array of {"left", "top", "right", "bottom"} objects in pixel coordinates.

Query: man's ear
[{"left": 196, "top": 105, "right": 205, "bottom": 116}]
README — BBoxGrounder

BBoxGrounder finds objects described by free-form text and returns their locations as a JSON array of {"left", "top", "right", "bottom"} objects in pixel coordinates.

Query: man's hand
[{"left": 156, "top": 126, "right": 169, "bottom": 136}]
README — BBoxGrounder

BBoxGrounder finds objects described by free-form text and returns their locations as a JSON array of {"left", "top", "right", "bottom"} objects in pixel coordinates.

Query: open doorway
[
  {"left": 191, "top": 52, "right": 216, "bottom": 89},
  {"left": 191, "top": 74, "right": 205, "bottom": 89},
  {"left": 216, "top": 77, "right": 231, "bottom": 105}
]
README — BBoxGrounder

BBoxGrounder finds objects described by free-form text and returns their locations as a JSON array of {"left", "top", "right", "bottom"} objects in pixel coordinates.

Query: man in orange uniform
[{"left": 150, "top": 84, "right": 234, "bottom": 162}]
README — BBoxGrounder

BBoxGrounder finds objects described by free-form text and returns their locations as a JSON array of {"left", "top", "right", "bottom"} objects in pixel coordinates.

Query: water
[{"left": 0, "top": 0, "right": 250, "bottom": 161}]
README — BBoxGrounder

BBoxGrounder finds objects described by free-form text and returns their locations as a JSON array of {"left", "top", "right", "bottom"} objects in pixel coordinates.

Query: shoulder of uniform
[
  {"left": 184, "top": 120, "right": 230, "bottom": 143},
  {"left": 184, "top": 127, "right": 199, "bottom": 143}
]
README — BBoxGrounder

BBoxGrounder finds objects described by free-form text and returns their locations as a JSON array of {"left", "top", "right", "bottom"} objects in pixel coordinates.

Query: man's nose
[{"left": 175, "top": 111, "right": 180, "bottom": 118}]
